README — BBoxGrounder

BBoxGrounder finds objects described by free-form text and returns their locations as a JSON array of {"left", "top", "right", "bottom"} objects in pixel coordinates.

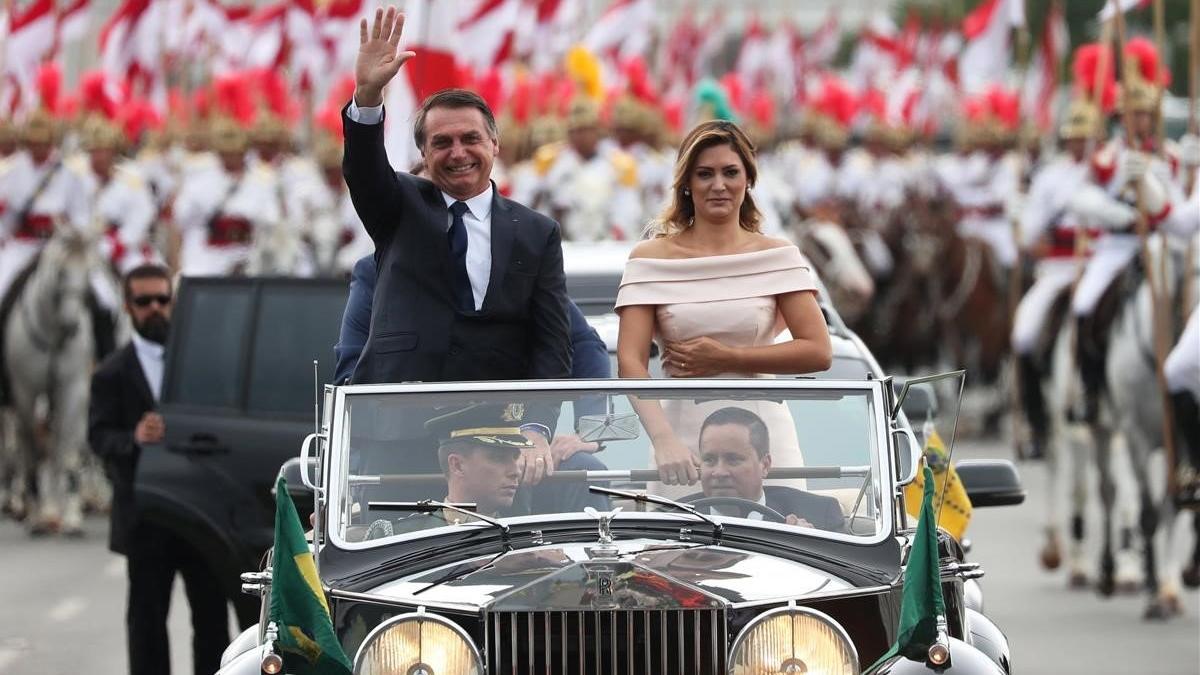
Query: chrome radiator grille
[{"left": 486, "top": 609, "right": 727, "bottom": 675}]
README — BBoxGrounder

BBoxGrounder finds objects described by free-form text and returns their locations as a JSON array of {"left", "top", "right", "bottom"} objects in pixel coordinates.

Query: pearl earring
[{"left": 682, "top": 188, "right": 691, "bottom": 196}]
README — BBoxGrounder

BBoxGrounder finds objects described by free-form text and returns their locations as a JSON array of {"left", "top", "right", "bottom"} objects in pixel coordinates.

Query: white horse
[
  {"left": 1105, "top": 234, "right": 1200, "bottom": 618},
  {"left": 1040, "top": 311, "right": 1141, "bottom": 592},
  {"left": 2, "top": 226, "right": 99, "bottom": 535},
  {"left": 793, "top": 219, "right": 876, "bottom": 326}
]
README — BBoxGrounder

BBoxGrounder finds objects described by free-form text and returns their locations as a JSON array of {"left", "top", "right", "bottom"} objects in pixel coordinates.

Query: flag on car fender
[
  {"left": 269, "top": 477, "right": 352, "bottom": 675},
  {"left": 904, "top": 425, "right": 973, "bottom": 541},
  {"left": 870, "top": 465, "right": 947, "bottom": 670}
]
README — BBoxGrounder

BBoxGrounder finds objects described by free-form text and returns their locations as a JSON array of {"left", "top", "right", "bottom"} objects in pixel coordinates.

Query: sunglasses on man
[{"left": 131, "top": 294, "right": 172, "bottom": 308}]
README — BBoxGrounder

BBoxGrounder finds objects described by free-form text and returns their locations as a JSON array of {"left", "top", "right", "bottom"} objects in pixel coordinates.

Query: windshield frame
[{"left": 324, "top": 378, "right": 895, "bottom": 552}]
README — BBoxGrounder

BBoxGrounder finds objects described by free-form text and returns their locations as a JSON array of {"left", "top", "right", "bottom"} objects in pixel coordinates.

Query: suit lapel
[
  {"left": 484, "top": 192, "right": 516, "bottom": 311},
  {"left": 124, "top": 345, "right": 156, "bottom": 410}
]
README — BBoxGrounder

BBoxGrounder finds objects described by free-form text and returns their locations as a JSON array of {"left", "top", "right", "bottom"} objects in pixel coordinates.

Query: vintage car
[{"left": 218, "top": 374, "right": 1022, "bottom": 675}]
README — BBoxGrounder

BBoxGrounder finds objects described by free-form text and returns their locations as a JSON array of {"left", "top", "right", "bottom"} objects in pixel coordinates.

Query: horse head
[{"left": 796, "top": 219, "right": 875, "bottom": 324}]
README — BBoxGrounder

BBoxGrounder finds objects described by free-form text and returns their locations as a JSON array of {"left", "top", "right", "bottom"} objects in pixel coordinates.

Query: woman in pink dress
[{"left": 615, "top": 120, "right": 833, "bottom": 491}]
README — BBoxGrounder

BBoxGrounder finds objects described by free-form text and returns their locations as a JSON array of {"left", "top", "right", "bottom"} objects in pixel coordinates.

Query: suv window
[
  {"left": 167, "top": 284, "right": 254, "bottom": 408},
  {"left": 247, "top": 285, "right": 345, "bottom": 414}
]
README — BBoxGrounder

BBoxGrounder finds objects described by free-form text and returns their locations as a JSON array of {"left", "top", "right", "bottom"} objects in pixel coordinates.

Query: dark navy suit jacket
[{"left": 334, "top": 255, "right": 608, "bottom": 385}]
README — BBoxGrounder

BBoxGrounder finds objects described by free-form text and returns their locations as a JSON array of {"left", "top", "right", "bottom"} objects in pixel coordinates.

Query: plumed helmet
[
  {"left": 21, "top": 108, "right": 60, "bottom": 146},
  {"left": 566, "top": 96, "right": 601, "bottom": 131},
  {"left": 1058, "top": 99, "right": 1101, "bottom": 141},
  {"left": 209, "top": 115, "right": 249, "bottom": 155},
  {"left": 80, "top": 115, "right": 126, "bottom": 152}
]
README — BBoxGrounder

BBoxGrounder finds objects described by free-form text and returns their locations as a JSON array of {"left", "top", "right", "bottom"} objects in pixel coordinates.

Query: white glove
[
  {"left": 1179, "top": 133, "right": 1200, "bottom": 167},
  {"left": 1067, "top": 183, "right": 1137, "bottom": 230},
  {"left": 1120, "top": 150, "right": 1150, "bottom": 183}
]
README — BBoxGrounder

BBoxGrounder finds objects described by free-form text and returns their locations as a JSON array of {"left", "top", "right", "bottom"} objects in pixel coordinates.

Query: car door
[{"left": 138, "top": 278, "right": 347, "bottom": 604}]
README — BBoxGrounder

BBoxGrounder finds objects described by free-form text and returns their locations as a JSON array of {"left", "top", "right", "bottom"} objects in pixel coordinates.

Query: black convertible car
[{"left": 217, "top": 374, "right": 1022, "bottom": 675}]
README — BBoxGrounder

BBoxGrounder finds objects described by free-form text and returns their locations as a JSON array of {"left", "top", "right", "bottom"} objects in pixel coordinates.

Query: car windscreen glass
[
  {"left": 246, "top": 284, "right": 346, "bottom": 414},
  {"left": 165, "top": 284, "right": 252, "bottom": 407},
  {"left": 332, "top": 384, "right": 883, "bottom": 548}
]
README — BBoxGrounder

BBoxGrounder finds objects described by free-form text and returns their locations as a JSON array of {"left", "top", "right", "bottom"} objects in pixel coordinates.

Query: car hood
[{"left": 363, "top": 539, "right": 855, "bottom": 610}]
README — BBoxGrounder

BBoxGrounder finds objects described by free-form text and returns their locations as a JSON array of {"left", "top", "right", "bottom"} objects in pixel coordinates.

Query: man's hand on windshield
[
  {"left": 519, "top": 431, "right": 555, "bottom": 486},
  {"left": 550, "top": 435, "right": 600, "bottom": 464}
]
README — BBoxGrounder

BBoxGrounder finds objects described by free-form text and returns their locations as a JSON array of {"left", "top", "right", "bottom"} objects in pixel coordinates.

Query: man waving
[{"left": 342, "top": 6, "right": 571, "bottom": 481}]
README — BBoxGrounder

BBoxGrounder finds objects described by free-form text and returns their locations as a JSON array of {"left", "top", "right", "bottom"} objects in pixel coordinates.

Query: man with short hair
[
  {"left": 344, "top": 7, "right": 571, "bottom": 485},
  {"left": 88, "top": 264, "right": 231, "bottom": 675},
  {"left": 690, "top": 407, "right": 844, "bottom": 532}
]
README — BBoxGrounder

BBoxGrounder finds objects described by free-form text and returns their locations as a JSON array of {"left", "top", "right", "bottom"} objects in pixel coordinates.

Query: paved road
[{"left": 0, "top": 437, "right": 1196, "bottom": 675}]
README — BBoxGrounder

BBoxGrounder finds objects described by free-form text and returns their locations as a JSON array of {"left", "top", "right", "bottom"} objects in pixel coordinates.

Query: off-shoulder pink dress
[{"left": 614, "top": 246, "right": 819, "bottom": 497}]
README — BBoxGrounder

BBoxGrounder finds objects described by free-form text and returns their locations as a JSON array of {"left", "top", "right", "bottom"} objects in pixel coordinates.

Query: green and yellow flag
[
  {"left": 870, "top": 465, "right": 947, "bottom": 671},
  {"left": 904, "top": 424, "right": 973, "bottom": 541},
  {"left": 269, "top": 477, "right": 352, "bottom": 675}
]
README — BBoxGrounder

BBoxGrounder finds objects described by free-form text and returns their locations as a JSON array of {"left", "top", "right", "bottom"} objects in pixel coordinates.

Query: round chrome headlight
[
  {"left": 729, "top": 605, "right": 859, "bottom": 675},
  {"left": 354, "top": 610, "right": 482, "bottom": 675}
]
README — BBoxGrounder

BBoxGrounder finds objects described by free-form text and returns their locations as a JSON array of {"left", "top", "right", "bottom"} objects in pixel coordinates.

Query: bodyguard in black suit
[
  {"left": 88, "top": 265, "right": 228, "bottom": 675},
  {"left": 343, "top": 7, "right": 570, "bottom": 387}
]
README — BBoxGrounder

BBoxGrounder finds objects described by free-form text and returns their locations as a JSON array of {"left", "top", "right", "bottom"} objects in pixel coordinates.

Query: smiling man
[{"left": 342, "top": 7, "right": 571, "bottom": 483}]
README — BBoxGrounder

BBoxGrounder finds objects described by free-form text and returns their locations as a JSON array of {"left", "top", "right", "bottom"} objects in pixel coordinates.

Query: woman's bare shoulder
[
  {"left": 751, "top": 235, "right": 797, "bottom": 252},
  {"left": 629, "top": 237, "right": 677, "bottom": 260}
]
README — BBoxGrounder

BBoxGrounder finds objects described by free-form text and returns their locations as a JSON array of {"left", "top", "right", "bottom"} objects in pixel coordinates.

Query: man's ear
[
  {"left": 760, "top": 453, "right": 772, "bottom": 477},
  {"left": 447, "top": 453, "right": 464, "bottom": 476}
]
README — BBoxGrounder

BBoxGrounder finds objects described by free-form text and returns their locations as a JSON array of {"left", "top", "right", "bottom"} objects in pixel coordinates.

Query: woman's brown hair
[{"left": 650, "top": 119, "right": 763, "bottom": 237}]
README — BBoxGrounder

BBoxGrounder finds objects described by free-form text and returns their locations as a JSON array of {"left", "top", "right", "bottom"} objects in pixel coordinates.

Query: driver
[{"left": 687, "top": 407, "right": 845, "bottom": 531}]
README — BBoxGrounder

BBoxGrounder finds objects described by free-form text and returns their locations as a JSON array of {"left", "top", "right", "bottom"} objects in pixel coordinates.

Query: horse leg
[
  {"left": 53, "top": 376, "right": 89, "bottom": 537},
  {"left": 1112, "top": 435, "right": 1145, "bottom": 593},
  {"left": 1092, "top": 418, "right": 1119, "bottom": 597},
  {"left": 1067, "top": 425, "right": 1092, "bottom": 588},
  {"left": 1041, "top": 409, "right": 1063, "bottom": 570},
  {"left": 1144, "top": 498, "right": 1187, "bottom": 620},
  {"left": 1183, "top": 513, "right": 1200, "bottom": 589}
]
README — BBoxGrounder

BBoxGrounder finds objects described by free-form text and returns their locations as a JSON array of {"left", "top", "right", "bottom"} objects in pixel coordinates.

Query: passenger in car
[{"left": 684, "top": 407, "right": 845, "bottom": 532}]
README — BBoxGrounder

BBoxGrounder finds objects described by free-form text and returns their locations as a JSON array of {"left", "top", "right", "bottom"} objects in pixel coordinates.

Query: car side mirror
[
  {"left": 274, "top": 457, "right": 316, "bottom": 500},
  {"left": 892, "top": 425, "right": 920, "bottom": 485},
  {"left": 577, "top": 412, "right": 642, "bottom": 443},
  {"left": 956, "top": 459, "right": 1026, "bottom": 507}
]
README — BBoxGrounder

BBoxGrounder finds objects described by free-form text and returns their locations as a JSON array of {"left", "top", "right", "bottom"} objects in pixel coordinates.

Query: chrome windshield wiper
[
  {"left": 588, "top": 486, "right": 723, "bottom": 544},
  {"left": 369, "top": 499, "right": 511, "bottom": 550}
]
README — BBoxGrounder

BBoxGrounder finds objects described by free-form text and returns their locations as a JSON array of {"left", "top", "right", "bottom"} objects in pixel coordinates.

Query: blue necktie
[{"left": 448, "top": 201, "right": 474, "bottom": 311}]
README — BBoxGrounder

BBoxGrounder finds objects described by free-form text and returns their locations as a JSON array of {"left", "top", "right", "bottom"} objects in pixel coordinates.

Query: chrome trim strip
[
  {"left": 328, "top": 588, "right": 481, "bottom": 614},
  {"left": 725, "top": 583, "right": 895, "bottom": 610},
  {"left": 337, "top": 377, "right": 883, "bottom": 395}
]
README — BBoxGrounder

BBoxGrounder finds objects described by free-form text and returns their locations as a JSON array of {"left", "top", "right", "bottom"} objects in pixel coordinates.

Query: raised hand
[{"left": 355, "top": 5, "right": 416, "bottom": 107}]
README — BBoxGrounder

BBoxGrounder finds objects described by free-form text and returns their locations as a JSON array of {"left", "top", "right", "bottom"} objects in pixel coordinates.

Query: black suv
[{"left": 135, "top": 277, "right": 346, "bottom": 623}]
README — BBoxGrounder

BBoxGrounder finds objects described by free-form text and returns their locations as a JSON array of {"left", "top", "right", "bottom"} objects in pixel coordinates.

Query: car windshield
[{"left": 329, "top": 382, "right": 887, "bottom": 548}]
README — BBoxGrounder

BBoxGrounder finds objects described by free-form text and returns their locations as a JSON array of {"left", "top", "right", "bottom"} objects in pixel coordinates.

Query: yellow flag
[{"left": 904, "top": 426, "right": 973, "bottom": 541}]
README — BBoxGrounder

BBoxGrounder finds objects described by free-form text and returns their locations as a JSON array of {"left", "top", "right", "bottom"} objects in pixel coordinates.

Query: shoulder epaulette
[
  {"left": 533, "top": 142, "right": 564, "bottom": 177},
  {"left": 610, "top": 151, "right": 638, "bottom": 188}
]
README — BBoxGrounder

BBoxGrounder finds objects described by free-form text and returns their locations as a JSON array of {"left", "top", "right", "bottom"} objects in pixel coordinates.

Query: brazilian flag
[
  {"left": 270, "top": 477, "right": 352, "bottom": 675},
  {"left": 904, "top": 424, "right": 973, "bottom": 542},
  {"left": 870, "top": 465, "right": 947, "bottom": 670}
]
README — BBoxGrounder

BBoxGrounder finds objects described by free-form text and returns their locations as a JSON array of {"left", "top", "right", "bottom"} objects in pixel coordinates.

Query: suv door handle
[{"left": 172, "top": 432, "right": 230, "bottom": 455}]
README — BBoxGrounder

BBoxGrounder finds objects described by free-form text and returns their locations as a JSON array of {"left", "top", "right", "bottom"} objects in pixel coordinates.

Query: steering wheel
[{"left": 684, "top": 496, "right": 788, "bottom": 524}]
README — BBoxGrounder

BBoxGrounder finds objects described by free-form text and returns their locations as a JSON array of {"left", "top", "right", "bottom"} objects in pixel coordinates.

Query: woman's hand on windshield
[
  {"left": 550, "top": 435, "right": 600, "bottom": 463},
  {"left": 653, "top": 434, "right": 700, "bottom": 486}
]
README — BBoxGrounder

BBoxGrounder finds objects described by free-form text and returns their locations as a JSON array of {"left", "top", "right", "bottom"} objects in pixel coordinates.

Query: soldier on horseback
[
  {"left": 1069, "top": 38, "right": 1181, "bottom": 425},
  {"left": 1011, "top": 96, "right": 1103, "bottom": 459}
]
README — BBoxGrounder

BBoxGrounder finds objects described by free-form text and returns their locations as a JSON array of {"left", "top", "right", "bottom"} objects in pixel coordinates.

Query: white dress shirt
[
  {"left": 131, "top": 332, "right": 165, "bottom": 402},
  {"left": 348, "top": 100, "right": 493, "bottom": 310}
]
